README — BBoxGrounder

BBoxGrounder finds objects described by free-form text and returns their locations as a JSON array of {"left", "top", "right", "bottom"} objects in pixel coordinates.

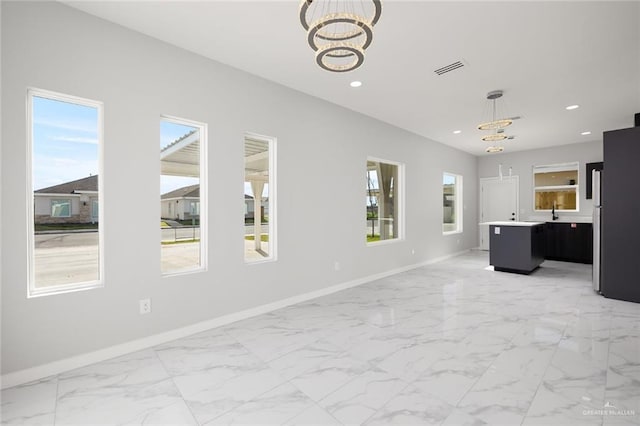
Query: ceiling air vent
[{"left": 434, "top": 60, "right": 465, "bottom": 76}]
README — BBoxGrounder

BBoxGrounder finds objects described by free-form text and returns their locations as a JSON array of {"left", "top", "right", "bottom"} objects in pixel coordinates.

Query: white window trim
[
  {"left": 27, "top": 88, "right": 105, "bottom": 298},
  {"left": 533, "top": 161, "right": 580, "bottom": 212},
  {"left": 244, "top": 132, "right": 277, "bottom": 264},
  {"left": 160, "top": 115, "right": 208, "bottom": 277},
  {"left": 443, "top": 172, "right": 464, "bottom": 235},
  {"left": 366, "top": 156, "right": 405, "bottom": 245}
]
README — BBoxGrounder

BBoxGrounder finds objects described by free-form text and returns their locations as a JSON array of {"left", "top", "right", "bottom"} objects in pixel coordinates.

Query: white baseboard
[{"left": 1, "top": 249, "right": 469, "bottom": 389}]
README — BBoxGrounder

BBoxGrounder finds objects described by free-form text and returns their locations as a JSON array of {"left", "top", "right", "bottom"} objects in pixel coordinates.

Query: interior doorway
[{"left": 479, "top": 176, "right": 519, "bottom": 250}]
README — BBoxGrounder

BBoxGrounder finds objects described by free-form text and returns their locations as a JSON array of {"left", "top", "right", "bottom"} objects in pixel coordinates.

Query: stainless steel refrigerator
[{"left": 592, "top": 169, "right": 602, "bottom": 293}]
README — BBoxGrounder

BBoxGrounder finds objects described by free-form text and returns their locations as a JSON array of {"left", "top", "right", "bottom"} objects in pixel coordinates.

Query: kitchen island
[{"left": 483, "top": 221, "right": 546, "bottom": 274}]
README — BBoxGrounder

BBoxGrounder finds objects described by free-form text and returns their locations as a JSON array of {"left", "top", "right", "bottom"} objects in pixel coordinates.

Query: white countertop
[
  {"left": 479, "top": 221, "right": 546, "bottom": 227},
  {"left": 527, "top": 216, "right": 593, "bottom": 224}
]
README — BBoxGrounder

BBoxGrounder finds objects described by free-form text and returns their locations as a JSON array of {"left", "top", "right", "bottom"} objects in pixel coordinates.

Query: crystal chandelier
[
  {"left": 485, "top": 146, "right": 505, "bottom": 153},
  {"left": 478, "top": 90, "right": 516, "bottom": 152},
  {"left": 299, "top": 0, "right": 382, "bottom": 72}
]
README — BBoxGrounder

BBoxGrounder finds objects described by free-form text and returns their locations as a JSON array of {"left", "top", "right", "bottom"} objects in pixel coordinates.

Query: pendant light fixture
[
  {"left": 479, "top": 89, "right": 517, "bottom": 152},
  {"left": 299, "top": 0, "right": 382, "bottom": 73},
  {"left": 486, "top": 145, "right": 505, "bottom": 153},
  {"left": 478, "top": 90, "right": 512, "bottom": 133}
]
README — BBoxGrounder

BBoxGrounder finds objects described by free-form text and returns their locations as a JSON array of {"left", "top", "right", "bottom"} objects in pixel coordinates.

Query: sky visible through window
[
  {"left": 32, "top": 96, "right": 98, "bottom": 190},
  {"left": 443, "top": 174, "right": 456, "bottom": 185},
  {"left": 34, "top": 100, "right": 266, "bottom": 197},
  {"left": 33, "top": 99, "right": 202, "bottom": 195}
]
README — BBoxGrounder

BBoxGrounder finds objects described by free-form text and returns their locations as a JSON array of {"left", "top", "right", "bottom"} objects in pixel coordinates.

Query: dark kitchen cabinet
[
  {"left": 545, "top": 222, "right": 593, "bottom": 264},
  {"left": 490, "top": 224, "right": 545, "bottom": 274}
]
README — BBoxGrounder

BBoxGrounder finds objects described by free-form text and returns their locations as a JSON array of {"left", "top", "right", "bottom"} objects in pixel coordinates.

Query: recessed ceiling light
[
  {"left": 453, "top": 130, "right": 461, "bottom": 134},
  {"left": 581, "top": 131, "right": 592, "bottom": 135},
  {"left": 566, "top": 105, "right": 580, "bottom": 110},
  {"left": 350, "top": 81, "right": 362, "bottom": 88}
]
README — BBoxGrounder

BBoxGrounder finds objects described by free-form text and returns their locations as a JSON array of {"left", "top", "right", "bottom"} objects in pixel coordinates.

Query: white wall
[
  {"left": 35, "top": 196, "right": 81, "bottom": 216},
  {"left": 1, "top": 2, "right": 477, "bottom": 375},
  {"left": 478, "top": 141, "right": 603, "bottom": 220}
]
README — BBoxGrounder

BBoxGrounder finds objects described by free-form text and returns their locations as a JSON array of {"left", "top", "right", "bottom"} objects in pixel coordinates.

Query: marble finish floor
[{"left": 2, "top": 251, "right": 639, "bottom": 425}]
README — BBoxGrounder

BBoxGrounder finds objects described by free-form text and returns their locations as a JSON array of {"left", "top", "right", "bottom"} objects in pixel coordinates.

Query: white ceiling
[{"left": 63, "top": 1, "right": 640, "bottom": 156}]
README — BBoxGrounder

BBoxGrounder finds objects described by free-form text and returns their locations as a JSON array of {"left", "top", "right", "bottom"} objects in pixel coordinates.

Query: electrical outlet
[
  {"left": 139, "top": 298, "right": 151, "bottom": 315},
  {"left": 411, "top": 249, "right": 415, "bottom": 255},
  {"left": 334, "top": 261, "right": 341, "bottom": 271}
]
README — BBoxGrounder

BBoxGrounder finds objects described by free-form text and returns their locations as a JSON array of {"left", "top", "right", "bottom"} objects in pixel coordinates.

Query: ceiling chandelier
[
  {"left": 485, "top": 146, "right": 505, "bottom": 153},
  {"left": 478, "top": 90, "right": 516, "bottom": 152},
  {"left": 299, "top": 0, "right": 382, "bottom": 73}
]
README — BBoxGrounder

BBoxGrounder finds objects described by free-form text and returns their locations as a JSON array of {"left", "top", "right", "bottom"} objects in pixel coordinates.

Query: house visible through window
[
  {"left": 366, "top": 159, "right": 402, "bottom": 243},
  {"left": 160, "top": 117, "right": 206, "bottom": 275},
  {"left": 29, "top": 89, "right": 102, "bottom": 296}
]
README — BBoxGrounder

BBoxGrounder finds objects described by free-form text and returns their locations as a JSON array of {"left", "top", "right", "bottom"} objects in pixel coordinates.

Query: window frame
[
  {"left": 160, "top": 115, "right": 208, "bottom": 277},
  {"left": 244, "top": 132, "right": 277, "bottom": 264},
  {"left": 443, "top": 172, "right": 463, "bottom": 235},
  {"left": 366, "top": 157, "right": 405, "bottom": 246},
  {"left": 190, "top": 200, "right": 200, "bottom": 216},
  {"left": 27, "top": 88, "right": 104, "bottom": 298},
  {"left": 91, "top": 199, "right": 99, "bottom": 222},
  {"left": 50, "top": 198, "right": 72, "bottom": 218},
  {"left": 532, "top": 162, "right": 580, "bottom": 212}
]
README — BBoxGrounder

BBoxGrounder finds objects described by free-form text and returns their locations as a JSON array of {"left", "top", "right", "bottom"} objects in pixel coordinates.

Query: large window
[
  {"left": 366, "top": 159, "right": 402, "bottom": 243},
  {"left": 29, "top": 89, "right": 103, "bottom": 296},
  {"left": 160, "top": 117, "right": 207, "bottom": 275},
  {"left": 443, "top": 172, "right": 463, "bottom": 234},
  {"left": 244, "top": 134, "right": 276, "bottom": 262},
  {"left": 533, "top": 162, "right": 579, "bottom": 211}
]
